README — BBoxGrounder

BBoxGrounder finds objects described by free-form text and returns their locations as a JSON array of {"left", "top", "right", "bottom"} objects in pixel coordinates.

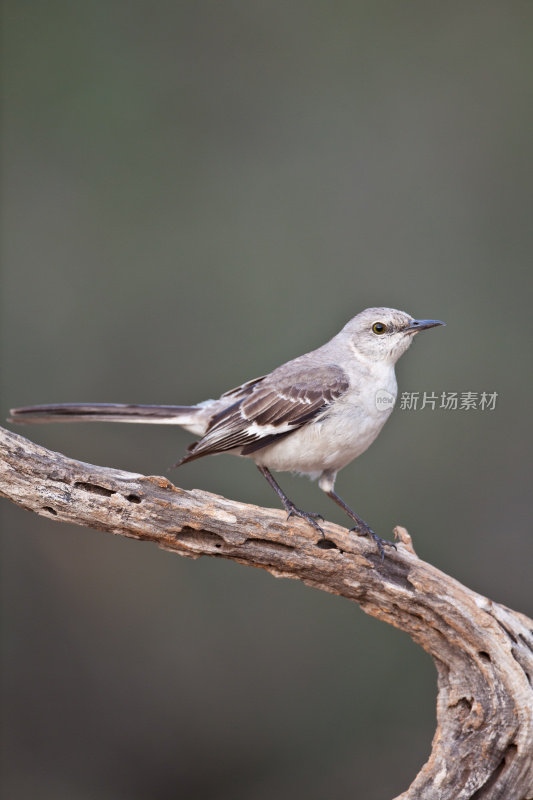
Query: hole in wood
[
  {"left": 451, "top": 697, "right": 473, "bottom": 721},
  {"left": 316, "top": 539, "right": 339, "bottom": 550},
  {"left": 175, "top": 528, "right": 225, "bottom": 549},
  {"left": 125, "top": 494, "right": 142, "bottom": 503},
  {"left": 454, "top": 697, "right": 473, "bottom": 711},
  {"left": 74, "top": 482, "right": 115, "bottom": 497},
  {"left": 42, "top": 506, "right": 57, "bottom": 516},
  {"left": 246, "top": 538, "right": 295, "bottom": 552}
]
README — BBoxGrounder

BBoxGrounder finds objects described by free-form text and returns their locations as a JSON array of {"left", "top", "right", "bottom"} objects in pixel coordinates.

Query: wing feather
[{"left": 179, "top": 363, "right": 349, "bottom": 464}]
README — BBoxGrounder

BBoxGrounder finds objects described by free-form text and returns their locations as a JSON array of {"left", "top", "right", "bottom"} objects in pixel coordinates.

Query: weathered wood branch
[{"left": 1, "top": 424, "right": 532, "bottom": 799}]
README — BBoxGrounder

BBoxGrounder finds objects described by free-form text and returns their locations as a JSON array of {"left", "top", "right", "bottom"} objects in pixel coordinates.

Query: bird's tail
[{"left": 9, "top": 402, "right": 205, "bottom": 433}]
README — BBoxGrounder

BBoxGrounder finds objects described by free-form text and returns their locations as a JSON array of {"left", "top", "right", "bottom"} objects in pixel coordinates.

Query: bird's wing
[
  {"left": 179, "top": 363, "right": 349, "bottom": 463},
  {"left": 220, "top": 374, "right": 268, "bottom": 399}
]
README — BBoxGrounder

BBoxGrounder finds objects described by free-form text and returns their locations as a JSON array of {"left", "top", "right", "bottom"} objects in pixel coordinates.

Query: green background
[{"left": 2, "top": 2, "right": 532, "bottom": 798}]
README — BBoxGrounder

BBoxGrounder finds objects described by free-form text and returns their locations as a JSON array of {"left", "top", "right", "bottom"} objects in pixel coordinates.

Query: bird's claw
[
  {"left": 350, "top": 524, "right": 397, "bottom": 561},
  {"left": 286, "top": 505, "right": 325, "bottom": 537}
]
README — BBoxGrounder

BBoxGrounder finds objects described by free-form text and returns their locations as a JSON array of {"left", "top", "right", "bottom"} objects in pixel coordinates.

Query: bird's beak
[{"left": 406, "top": 319, "right": 446, "bottom": 334}]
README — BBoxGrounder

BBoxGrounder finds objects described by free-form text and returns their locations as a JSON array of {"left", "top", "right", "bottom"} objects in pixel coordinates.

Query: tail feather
[{"left": 9, "top": 403, "right": 203, "bottom": 429}]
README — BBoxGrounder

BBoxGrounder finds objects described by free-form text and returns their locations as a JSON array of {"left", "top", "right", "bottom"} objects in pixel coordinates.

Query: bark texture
[{"left": 1, "top": 425, "right": 532, "bottom": 799}]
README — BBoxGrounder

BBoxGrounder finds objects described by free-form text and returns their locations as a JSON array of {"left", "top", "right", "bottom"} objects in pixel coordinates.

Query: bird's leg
[
  {"left": 325, "top": 489, "right": 396, "bottom": 561},
  {"left": 256, "top": 466, "right": 325, "bottom": 536}
]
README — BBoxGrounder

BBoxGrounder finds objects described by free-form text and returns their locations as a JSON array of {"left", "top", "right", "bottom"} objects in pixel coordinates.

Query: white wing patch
[{"left": 245, "top": 421, "right": 296, "bottom": 438}]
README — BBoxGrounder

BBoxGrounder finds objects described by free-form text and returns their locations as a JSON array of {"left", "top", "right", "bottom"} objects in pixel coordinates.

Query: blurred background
[{"left": 1, "top": 2, "right": 532, "bottom": 798}]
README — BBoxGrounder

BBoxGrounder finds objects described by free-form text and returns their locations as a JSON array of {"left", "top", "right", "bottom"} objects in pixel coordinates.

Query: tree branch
[{"left": 1, "top": 425, "right": 532, "bottom": 799}]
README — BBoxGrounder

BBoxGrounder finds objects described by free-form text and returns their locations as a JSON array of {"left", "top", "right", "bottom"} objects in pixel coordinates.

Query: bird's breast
[{"left": 252, "top": 391, "right": 395, "bottom": 476}]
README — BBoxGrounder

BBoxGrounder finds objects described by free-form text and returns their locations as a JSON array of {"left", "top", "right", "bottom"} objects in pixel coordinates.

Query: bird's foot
[
  {"left": 350, "top": 523, "right": 397, "bottom": 561},
  {"left": 285, "top": 504, "right": 325, "bottom": 536}
]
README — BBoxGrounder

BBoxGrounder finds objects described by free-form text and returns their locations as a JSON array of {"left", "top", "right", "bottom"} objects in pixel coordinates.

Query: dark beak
[{"left": 406, "top": 318, "right": 446, "bottom": 333}]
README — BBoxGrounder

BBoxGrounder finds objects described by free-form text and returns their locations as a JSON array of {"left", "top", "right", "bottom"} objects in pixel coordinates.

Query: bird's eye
[{"left": 372, "top": 322, "right": 387, "bottom": 335}]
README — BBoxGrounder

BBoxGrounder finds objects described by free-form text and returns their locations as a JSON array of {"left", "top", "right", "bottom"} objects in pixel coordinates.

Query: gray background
[{"left": 1, "top": 2, "right": 532, "bottom": 798}]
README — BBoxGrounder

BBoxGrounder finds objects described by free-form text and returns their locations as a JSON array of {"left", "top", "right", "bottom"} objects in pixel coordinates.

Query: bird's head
[{"left": 341, "top": 307, "right": 445, "bottom": 364}]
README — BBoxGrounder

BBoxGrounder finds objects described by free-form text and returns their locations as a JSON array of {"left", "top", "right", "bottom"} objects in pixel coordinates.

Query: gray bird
[{"left": 10, "top": 307, "right": 444, "bottom": 557}]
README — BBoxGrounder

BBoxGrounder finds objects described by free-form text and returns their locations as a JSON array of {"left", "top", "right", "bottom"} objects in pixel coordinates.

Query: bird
[{"left": 9, "top": 307, "right": 444, "bottom": 558}]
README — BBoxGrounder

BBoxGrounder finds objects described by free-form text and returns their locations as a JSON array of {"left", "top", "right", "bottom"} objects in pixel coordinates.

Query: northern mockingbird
[{"left": 10, "top": 307, "right": 444, "bottom": 557}]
